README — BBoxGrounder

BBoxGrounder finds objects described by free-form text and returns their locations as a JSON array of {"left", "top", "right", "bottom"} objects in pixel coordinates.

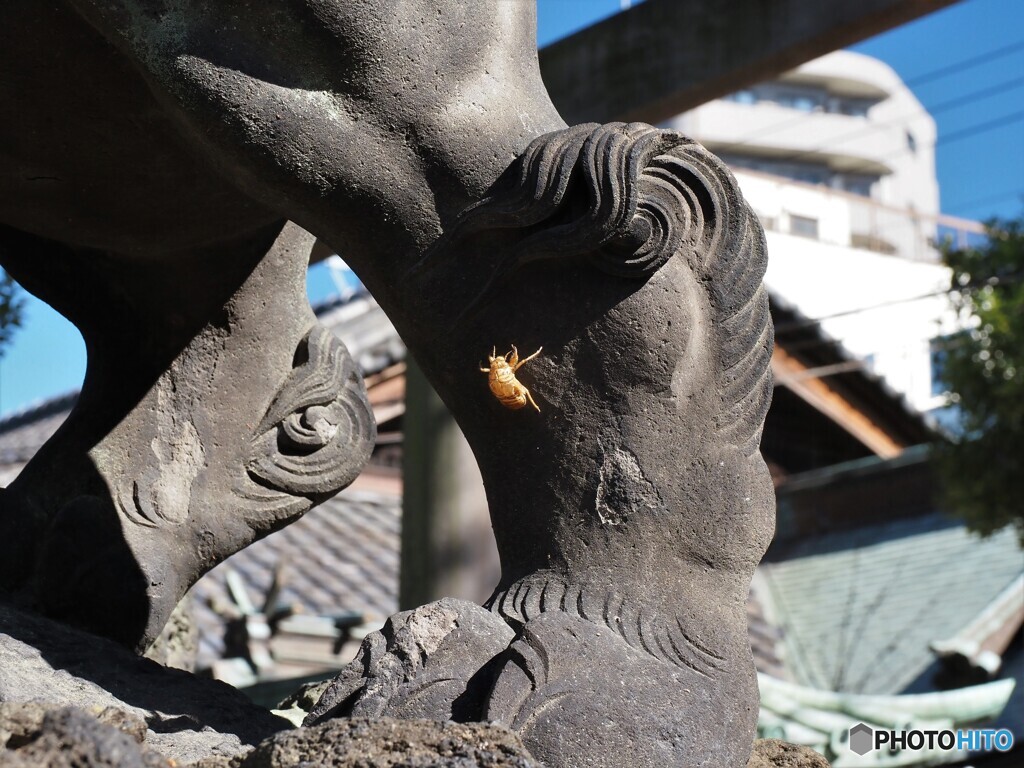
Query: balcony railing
[{"left": 732, "top": 168, "right": 987, "bottom": 262}]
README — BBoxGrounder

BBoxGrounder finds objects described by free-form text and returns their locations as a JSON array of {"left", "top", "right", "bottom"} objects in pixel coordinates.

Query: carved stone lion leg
[
  {"left": 309, "top": 124, "right": 774, "bottom": 766},
  {"left": 0, "top": 222, "right": 374, "bottom": 649}
]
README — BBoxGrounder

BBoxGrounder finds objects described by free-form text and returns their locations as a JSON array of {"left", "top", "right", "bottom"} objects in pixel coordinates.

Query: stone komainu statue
[{"left": 0, "top": 3, "right": 772, "bottom": 765}]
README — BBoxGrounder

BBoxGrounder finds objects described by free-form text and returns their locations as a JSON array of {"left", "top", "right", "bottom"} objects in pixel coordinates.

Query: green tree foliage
[
  {"left": 0, "top": 271, "right": 24, "bottom": 359},
  {"left": 936, "top": 216, "right": 1024, "bottom": 544}
]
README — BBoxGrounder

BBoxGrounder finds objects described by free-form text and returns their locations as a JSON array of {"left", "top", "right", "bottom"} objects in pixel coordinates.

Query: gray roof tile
[
  {"left": 188, "top": 489, "right": 401, "bottom": 669},
  {"left": 761, "top": 513, "right": 1023, "bottom": 695}
]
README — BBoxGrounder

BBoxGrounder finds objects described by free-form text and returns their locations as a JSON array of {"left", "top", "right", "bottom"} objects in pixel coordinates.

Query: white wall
[
  {"left": 666, "top": 50, "right": 962, "bottom": 414},
  {"left": 763, "top": 229, "right": 956, "bottom": 412}
]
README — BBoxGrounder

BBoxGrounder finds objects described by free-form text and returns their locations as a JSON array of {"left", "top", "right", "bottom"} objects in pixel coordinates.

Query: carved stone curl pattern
[
  {"left": 444, "top": 121, "right": 772, "bottom": 457},
  {"left": 451, "top": 122, "right": 704, "bottom": 279},
  {"left": 487, "top": 573, "right": 725, "bottom": 680},
  {"left": 248, "top": 325, "right": 375, "bottom": 498}
]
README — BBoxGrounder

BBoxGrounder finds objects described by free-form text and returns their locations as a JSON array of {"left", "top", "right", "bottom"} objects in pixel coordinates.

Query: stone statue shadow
[{"left": 0, "top": 600, "right": 288, "bottom": 750}]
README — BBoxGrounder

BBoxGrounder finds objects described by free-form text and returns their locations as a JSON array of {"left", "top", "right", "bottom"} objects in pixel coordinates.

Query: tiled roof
[
  {"left": 189, "top": 487, "right": 400, "bottom": 670},
  {"left": 314, "top": 289, "right": 406, "bottom": 374},
  {"left": 0, "top": 390, "right": 77, "bottom": 477},
  {"left": 761, "top": 512, "right": 1023, "bottom": 695}
]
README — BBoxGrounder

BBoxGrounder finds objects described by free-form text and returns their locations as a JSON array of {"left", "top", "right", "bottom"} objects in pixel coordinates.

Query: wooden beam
[
  {"left": 540, "top": 0, "right": 961, "bottom": 125},
  {"left": 772, "top": 346, "right": 904, "bottom": 459}
]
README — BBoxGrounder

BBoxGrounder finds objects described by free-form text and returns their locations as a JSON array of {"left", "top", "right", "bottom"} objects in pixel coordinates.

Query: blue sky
[{"left": 1, "top": 0, "right": 1022, "bottom": 417}]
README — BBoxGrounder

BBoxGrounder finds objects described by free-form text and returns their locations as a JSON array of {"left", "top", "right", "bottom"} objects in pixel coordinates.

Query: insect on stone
[{"left": 481, "top": 345, "right": 542, "bottom": 412}]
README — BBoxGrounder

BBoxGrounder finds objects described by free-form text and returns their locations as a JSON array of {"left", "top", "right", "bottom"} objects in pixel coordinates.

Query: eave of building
[
  {"left": 776, "top": 50, "right": 905, "bottom": 101},
  {"left": 772, "top": 345, "right": 903, "bottom": 458},
  {"left": 779, "top": 70, "right": 891, "bottom": 100},
  {"left": 931, "top": 575, "right": 1024, "bottom": 680},
  {"left": 770, "top": 294, "right": 935, "bottom": 461},
  {"left": 704, "top": 139, "right": 895, "bottom": 177}
]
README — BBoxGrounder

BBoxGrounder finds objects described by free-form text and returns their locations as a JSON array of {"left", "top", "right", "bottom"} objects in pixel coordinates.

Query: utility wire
[
  {"left": 773, "top": 327, "right": 995, "bottom": 389},
  {"left": 707, "top": 38, "right": 1024, "bottom": 154},
  {"left": 946, "top": 187, "right": 1024, "bottom": 214},
  {"left": 876, "top": 106, "right": 1024, "bottom": 165},
  {"left": 808, "top": 107, "right": 1024, "bottom": 241},
  {"left": 720, "top": 102, "right": 1024, "bottom": 224},
  {"left": 747, "top": 73, "right": 1024, "bottom": 169},
  {"left": 903, "top": 38, "right": 1024, "bottom": 87},
  {"left": 773, "top": 269, "right": 1023, "bottom": 339},
  {"left": 772, "top": 288, "right": 952, "bottom": 334}
]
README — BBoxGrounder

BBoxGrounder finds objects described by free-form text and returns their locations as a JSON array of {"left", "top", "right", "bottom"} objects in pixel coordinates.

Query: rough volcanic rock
[
  {"left": 0, "top": 706, "right": 169, "bottom": 767},
  {"left": 1, "top": 702, "right": 149, "bottom": 748},
  {"left": 0, "top": 603, "right": 287, "bottom": 763},
  {"left": 237, "top": 717, "right": 538, "bottom": 768},
  {"left": 747, "top": 739, "right": 832, "bottom": 767}
]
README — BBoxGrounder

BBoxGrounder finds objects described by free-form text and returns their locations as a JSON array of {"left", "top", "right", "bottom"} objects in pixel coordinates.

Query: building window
[
  {"left": 930, "top": 337, "right": 951, "bottom": 397},
  {"left": 790, "top": 95, "right": 818, "bottom": 112},
  {"left": 763, "top": 83, "right": 827, "bottom": 113},
  {"left": 836, "top": 173, "right": 877, "bottom": 198},
  {"left": 775, "top": 93, "right": 819, "bottom": 112},
  {"left": 906, "top": 130, "right": 918, "bottom": 154},
  {"left": 789, "top": 215, "right": 820, "bottom": 239},
  {"left": 726, "top": 89, "right": 757, "bottom": 105},
  {"left": 836, "top": 98, "right": 874, "bottom": 117}
]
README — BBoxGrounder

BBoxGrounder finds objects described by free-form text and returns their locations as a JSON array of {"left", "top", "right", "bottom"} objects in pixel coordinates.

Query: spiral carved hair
[{"left": 441, "top": 122, "right": 771, "bottom": 456}]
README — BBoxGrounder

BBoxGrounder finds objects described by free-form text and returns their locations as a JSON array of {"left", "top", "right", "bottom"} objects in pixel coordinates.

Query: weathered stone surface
[
  {"left": 308, "top": 599, "right": 515, "bottom": 725},
  {"left": 747, "top": 739, "right": 832, "bottom": 768},
  {"left": 0, "top": 1, "right": 277, "bottom": 257},
  {"left": 144, "top": 597, "right": 199, "bottom": 672},
  {"left": 0, "top": 221, "right": 374, "bottom": 649},
  {"left": 0, "top": 706, "right": 169, "bottom": 768},
  {"left": 3, "top": 3, "right": 774, "bottom": 765},
  {"left": 0, "top": 603, "right": 288, "bottom": 763},
  {"left": 488, "top": 610, "right": 757, "bottom": 768},
  {"left": 309, "top": 121, "right": 770, "bottom": 766},
  {"left": 0, "top": 703, "right": 545, "bottom": 768},
  {"left": 238, "top": 718, "right": 538, "bottom": 768}
]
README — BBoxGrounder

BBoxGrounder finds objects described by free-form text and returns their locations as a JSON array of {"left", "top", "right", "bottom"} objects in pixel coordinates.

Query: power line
[
  {"left": 904, "top": 38, "right": 1024, "bottom": 87},
  {"left": 725, "top": 102, "right": 1024, "bottom": 195},
  {"left": 936, "top": 107, "right": 1024, "bottom": 148},
  {"left": 877, "top": 106, "right": 1024, "bottom": 165},
  {"left": 773, "top": 269, "right": 1023, "bottom": 339},
  {"left": 927, "top": 73, "right": 1024, "bottom": 117},
  {"left": 773, "top": 288, "right": 952, "bottom": 334},
  {"left": 946, "top": 187, "right": 1024, "bottom": 214},
  {"left": 772, "top": 324, "right": 1000, "bottom": 390},
  {"left": 708, "top": 38, "right": 1024, "bottom": 154},
  {"left": 758, "top": 73, "right": 1024, "bottom": 169}
]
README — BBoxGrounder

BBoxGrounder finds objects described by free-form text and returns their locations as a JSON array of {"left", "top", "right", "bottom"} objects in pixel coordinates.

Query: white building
[{"left": 665, "top": 51, "right": 984, "bottom": 415}]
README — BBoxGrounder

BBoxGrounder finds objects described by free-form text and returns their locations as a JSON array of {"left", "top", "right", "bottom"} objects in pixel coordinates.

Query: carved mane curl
[{"left": 451, "top": 121, "right": 772, "bottom": 457}]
